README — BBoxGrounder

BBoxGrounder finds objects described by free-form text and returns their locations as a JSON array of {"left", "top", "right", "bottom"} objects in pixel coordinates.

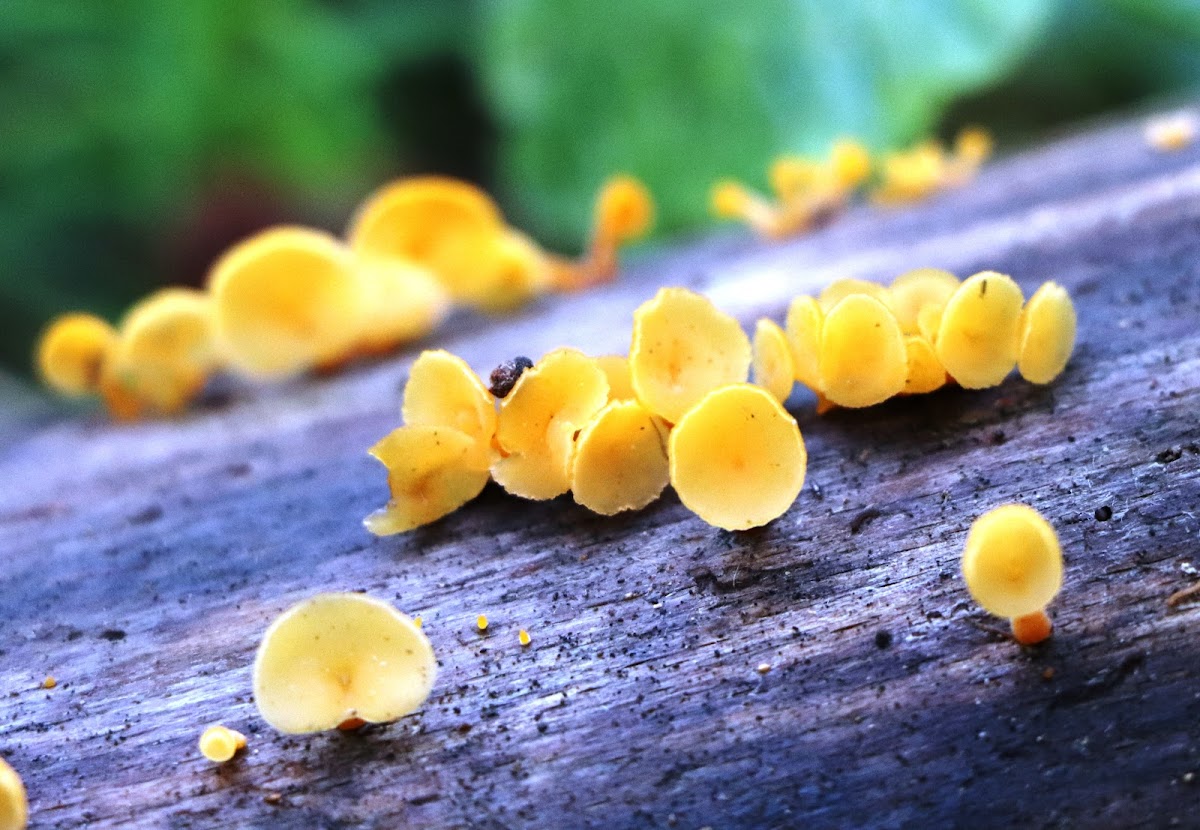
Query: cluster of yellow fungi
[
  {"left": 0, "top": 755, "right": 26, "bottom": 830},
  {"left": 711, "top": 128, "right": 992, "bottom": 238},
  {"left": 757, "top": 270, "right": 1076, "bottom": 413},
  {"left": 961, "top": 504, "right": 1063, "bottom": 645},
  {"left": 34, "top": 175, "right": 653, "bottom": 419}
]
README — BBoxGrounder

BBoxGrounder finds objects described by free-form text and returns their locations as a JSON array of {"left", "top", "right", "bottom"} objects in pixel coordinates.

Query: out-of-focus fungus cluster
[
  {"left": 712, "top": 128, "right": 991, "bottom": 238},
  {"left": 34, "top": 176, "right": 653, "bottom": 419}
]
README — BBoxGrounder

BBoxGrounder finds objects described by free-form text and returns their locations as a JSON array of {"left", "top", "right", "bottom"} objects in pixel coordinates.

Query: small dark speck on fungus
[{"left": 489, "top": 356, "right": 534, "bottom": 398}]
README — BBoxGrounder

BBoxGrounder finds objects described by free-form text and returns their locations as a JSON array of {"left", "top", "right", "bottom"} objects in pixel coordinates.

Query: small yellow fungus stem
[
  {"left": 198, "top": 725, "right": 247, "bottom": 763},
  {"left": 476, "top": 614, "right": 489, "bottom": 632},
  {"left": 1010, "top": 610, "right": 1053, "bottom": 646}
]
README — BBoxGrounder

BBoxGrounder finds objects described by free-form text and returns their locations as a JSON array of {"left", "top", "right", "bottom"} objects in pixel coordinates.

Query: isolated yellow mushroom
[
  {"left": 961, "top": 504, "right": 1063, "bottom": 645},
  {"left": 629, "top": 287, "right": 751, "bottom": 423},
  {"left": 785, "top": 295, "right": 823, "bottom": 393},
  {"left": 198, "top": 725, "right": 247, "bottom": 763},
  {"left": 889, "top": 268, "right": 959, "bottom": 335},
  {"left": 402, "top": 350, "right": 496, "bottom": 467},
  {"left": 1017, "top": 281, "right": 1077, "bottom": 384},
  {"left": 492, "top": 348, "right": 609, "bottom": 500},
  {"left": 365, "top": 425, "right": 490, "bottom": 535},
  {"left": 669, "top": 384, "right": 806, "bottom": 531},
  {"left": 903, "top": 335, "right": 948, "bottom": 394},
  {"left": 571, "top": 399, "right": 669, "bottom": 515},
  {"left": 253, "top": 593, "right": 435, "bottom": 734},
  {"left": 352, "top": 257, "right": 451, "bottom": 356},
  {"left": 35, "top": 312, "right": 116, "bottom": 397},
  {"left": 818, "top": 294, "right": 907, "bottom": 408},
  {"left": 935, "top": 271, "right": 1024, "bottom": 389},
  {"left": 208, "top": 226, "right": 362, "bottom": 378},
  {"left": 0, "top": 756, "right": 26, "bottom": 830},
  {"left": 595, "top": 354, "right": 636, "bottom": 401},
  {"left": 752, "top": 319, "right": 796, "bottom": 403}
]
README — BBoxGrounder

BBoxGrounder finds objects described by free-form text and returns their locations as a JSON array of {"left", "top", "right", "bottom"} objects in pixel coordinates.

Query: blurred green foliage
[{"left": 2, "top": 0, "right": 1200, "bottom": 377}]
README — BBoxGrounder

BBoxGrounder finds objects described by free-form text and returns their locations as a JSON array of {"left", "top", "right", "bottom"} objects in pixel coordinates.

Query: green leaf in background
[{"left": 476, "top": 0, "right": 1053, "bottom": 248}]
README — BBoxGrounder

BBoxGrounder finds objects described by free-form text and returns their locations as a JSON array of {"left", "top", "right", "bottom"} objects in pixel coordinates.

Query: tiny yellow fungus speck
[
  {"left": 0, "top": 756, "right": 27, "bottom": 830},
  {"left": 519, "top": 629, "right": 531, "bottom": 646},
  {"left": 42, "top": 676, "right": 55, "bottom": 690},
  {"left": 935, "top": 271, "right": 1023, "bottom": 389},
  {"left": 253, "top": 593, "right": 435, "bottom": 735},
  {"left": 629, "top": 287, "right": 751, "bottom": 423},
  {"left": 1017, "top": 281, "right": 1077, "bottom": 385},
  {"left": 819, "top": 294, "right": 907, "bottom": 408},
  {"left": 669, "top": 384, "right": 806, "bottom": 531},
  {"left": 477, "top": 614, "right": 489, "bottom": 632},
  {"left": 1145, "top": 111, "right": 1198, "bottom": 152},
  {"left": 413, "top": 615, "right": 423, "bottom": 629},
  {"left": 35, "top": 313, "right": 117, "bottom": 397},
  {"left": 199, "top": 725, "right": 247, "bottom": 764},
  {"left": 752, "top": 319, "right": 795, "bottom": 404},
  {"left": 571, "top": 399, "right": 669, "bottom": 515}
]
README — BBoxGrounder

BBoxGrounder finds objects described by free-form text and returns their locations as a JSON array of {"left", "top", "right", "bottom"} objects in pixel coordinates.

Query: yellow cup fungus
[
  {"left": 476, "top": 614, "right": 489, "bottom": 632},
  {"left": 785, "top": 295, "right": 823, "bottom": 393},
  {"left": 571, "top": 399, "right": 669, "bottom": 515},
  {"left": 817, "top": 277, "right": 892, "bottom": 313},
  {"left": 710, "top": 180, "right": 789, "bottom": 239},
  {"left": 518, "top": 628, "right": 531, "bottom": 646},
  {"left": 818, "top": 294, "right": 907, "bottom": 408},
  {"left": 961, "top": 504, "right": 1063, "bottom": 645},
  {"left": 586, "top": 175, "right": 654, "bottom": 280},
  {"left": 365, "top": 425, "right": 491, "bottom": 535},
  {"left": 752, "top": 319, "right": 796, "bottom": 403},
  {"left": 402, "top": 350, "right": 497, "bottom": 467},
  {"left": 935, "top": 271, "right": 1024, "bottom": 389},
  {"left": 351, "top": 258, "right": 451, "bottom": 356},
  {"left": 669, "top": 384, "right": 806, "bottom": 531},
  {"left": 873, "top": 128, "right": 991, "bottom": 205},
  {"left": 35, "top": 313, "right": 117, "bottom": 397},
  {"left": 492, "top": 348, "right": 609, "bottom": 500},
  {"left": 253, "top": 593, "right": 435, "bottom": 735},
  {"left": 888, "top": 268, "right": 959, "bottom": 335},
  {"left": 629, "top": 287, "right": 751, "bottom": 424},
  {"left": 0, "top": 756, "right": 25, "bottom": 830},
  {"left": 1017, "top": 281, "right": 1077, "bottom": 385},
  {"left": 198, "top": 725, "right": 247, "bottom": 764},
  {"left": 903, "top": 335, "right": 948, "bottom": 395},
  {"left": 830, "top": 139, "right": 872, "bottom": 189},
  {"left": 208, "top": 226, "right": 363, "bottom": 378},
  {"left": 595, "top": 354, "right": 636, "bottom": 401}
]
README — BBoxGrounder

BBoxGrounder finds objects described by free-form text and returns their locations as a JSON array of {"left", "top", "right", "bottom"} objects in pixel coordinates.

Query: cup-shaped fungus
[
  {"left": 669, "top": 384, "right": 806, "bottom": 530},
  {"left": 830, "top": 139, "right": 872, "bottom": 189},
  {"left": 35, "top": 313, "right": 116, "bottom": 397},
  {"left": 888, "top": 268, "right": 959, "bottom": 335},
  {"left": 785, "top": 295, "right": 823, "bottom": 393},
  {"left": 253, "top": 593, "right": 435, "bottom": 734},
  {"left": 348, "top": 177, "right": 506, "bottom": 304},
  {"left": 711, "top": 181, "right": 790, "bottom": 239},
  {"left": 629, "top": 287, "right": 752, "bottom": 423},
  {"left": 365, "top": 425, "right": 491, "bottom": 535},
  {"left": 571, "top": 400, "right": 669, "bottom": 515},
  {"left": 1017, "top": 282, "right": 1077, "bottom": 385},
  {"left": 209, "top": 227, "right": 363, "bottom": 378},
  {"left": 818, "top": 294, "right": 907, "bottom": 408},
  {"left": 903, "top": 335, "right": 949, "bottom": 395},
  {"left": 198, "top": 725, "right": 247, "bottom": 763},
  {"left": 935, "top": 271, "right": 1024, "bottom": 389},
  {"left": 595, "top": 355, "right": 636, "bottom": 401},
  {"left": 0, "top": 756, "right": 26, "bottom": 830},
  {"left": 468, "top": 230, "right": 554, "bottom": 313},
  {"left": 492, "top": 348, "right": 609, "bottom": 500},
  {"left": 752, "top": 319, "right": 796, "bottom": 403},
  {"left": 352, "top": 258, "right": 451, "bottom": 356},
  {"left": 583, "top": 174, "right": 654, "bottom": 284},
  {"left": 402, "top": 350, "right": 497, "bottom": 467},
  {"left": 961, "top": 504, "right": 1063, "bottom": 645},
  {"left": 872, "top": 142, "right": 947, "bottom": 205},
  {"left": 817, "top": 278, "right": 892, "bottom": 313},
  {"left": 108, "top": 288, "right": 219, "bottom": 415}
]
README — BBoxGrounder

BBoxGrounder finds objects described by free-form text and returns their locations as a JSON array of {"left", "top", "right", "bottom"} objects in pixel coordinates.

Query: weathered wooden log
[{"left": 2, "top": 109, "right": 1200, "bottom": 828}]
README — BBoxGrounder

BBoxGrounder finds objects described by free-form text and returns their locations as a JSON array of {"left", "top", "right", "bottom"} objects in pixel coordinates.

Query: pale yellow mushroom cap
[
  {"left": 208, "top": 226, "right": 363, "bottom": 378},
  {"left": 1018, "top": 281, "right": 1077, "bottom": 385},
  {"left": 888, "top": 268, "right": 959, "bottom": 335},
  {"left": 830, "top": 139, "right": 872, "bottom": 189},
  {"left": 402, "top": 350, "right": 496, "bottom": 467},
  {"left": 353, "top": 257, "right": 451, "bottom": 353},
  {"left": 35, "top": 312, "right": 117, "bottom": 397},
  {"left": 348, "top": 177, "right": 505, "bottom": 303},
  {"left": 935, "top": 271, "right": 1024, "bottom": 389},
  {"left": 110, "top": 288, "right": 218, "bottom": 415},
  {"left": 253, "top": 593, "right": 436, "bottom": 735},
  {"left": 819, "top": 294, "right": 907, "bottom": 408},
  {"left": 571, "top": 399, "right": 669, "bottom": 515},
  {"left": 817, "top": 278, "right": 891, "bottom": 313},
  {"left": 784, "top": 295, "right": 823, "bottom": 392},
  {"left": 594, "top": 175, "right": 654, "bottom": 245},
  {"left": 710, "top": 180, "right": 753, "bottom": 219},
  {"left": 669, "top": 384, "right": 806, "bottom": 531},
  {"left": 596, "top": 354, "right": 636, "bottom": 401},
  {"left": 0, "top": 756, "right": 26, "bottom": 830},
  {"left": 961, "top": 504, "right": 1063, "bottom": 619},
  {"left": 769, "top": 156, "right": 821, "bottom": 201},
  {"left": 752, "top": 319, "right": 795, "bottom": 403},
  {"left": 198, "top": 725, "right": 247, "bottom": 763},
  {"left": 467, "top": 229, "right": 553, "bottom": 314},
  {"left": 365, "top": 425, "right": 490, "bottom": 535},
  {"left": 629, "top": 287, "right": 751, "bottom": 423},
  {"left": 492, "top": 348, "right": 609, "bottom": 500},
  {"left": 903, "top": 335, "right": 948, "bottom": 395}
]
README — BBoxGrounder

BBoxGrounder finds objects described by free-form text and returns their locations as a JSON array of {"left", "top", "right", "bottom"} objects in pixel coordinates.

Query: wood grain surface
[{"left": 2, "top": 110, "right": 1199, "bottom": 829}]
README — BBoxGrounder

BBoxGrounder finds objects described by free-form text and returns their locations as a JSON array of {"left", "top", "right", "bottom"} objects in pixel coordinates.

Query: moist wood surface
[{"left": 2, "top": 111, "right": 1200, "bottom": 829}]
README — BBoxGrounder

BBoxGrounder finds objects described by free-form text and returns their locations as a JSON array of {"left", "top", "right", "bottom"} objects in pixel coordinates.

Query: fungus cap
[
  {"left": 629, "top": 287, "right": 751, "bottom": 423},
  {"left": 492, "top": 348, "right": 609, "bottom": 500},
  {"left": 571, "top": 399, "right": 669, "bottom": 515},
  {"left": 903, "top": 335, "right": 948, "bottom": 394},
  {"left": 0, "top": 756, "right": 26, "bottom": 830},
  {"left": 209, "top": 226, "right": 362, "bottom": 378},
  {"left": 819, "top": 294, "right": 907, "bottom": 408},
  {"left": 752, "top": 319, "right": 796, "bottom": 403},
  {"left": 595, "top": 354, "right": 635, "bottom": 401},
  {"left": 961, "top": 504, "right": 1063, "bottom": 619},
  {"left": 769, "top": 156, "right": 821, "bottom": 201},
  {"left": 468, "top": 230, "right": 553, "bottom": 313},
  {"left": 817, "top": 278, "right": 891, "bottom": 313},
  {"left": 365, "top": 425, "right": 490, "bottom": 535},
  {"left": 889, "top": 268, "right": 959, "bottom": 335},
  {"left": 935, "top": 271, "right": 1023, "bottom": 389},
  {"left": 198, "top": 725, "right": 246, "bottom": 763},
  {"left": 784, "top": 295, "right": 823, "bottom": 392},
  {"left": 594, "top": 175, "right": 654, "bottom": 244},
  {"left": 830, "top": 139, "right": 872, "bottom": 189},
  {"left": 402, "top": 350, "right": 496, "bottom": 466},
  {"left": 253, "top": 593, "right": 435, "bottom": 734},
  {"left": 669, "top": 384, "right": 806, "bottom": 531},
  {"left": 35, "top": 313, "right": 116, "bottom": 397},
  {"left": 353, "top": 258, "right": 451, "bottom": 354},
  {"left": 1017, "top": 281, "right": 1076, "bottom": 385}
]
